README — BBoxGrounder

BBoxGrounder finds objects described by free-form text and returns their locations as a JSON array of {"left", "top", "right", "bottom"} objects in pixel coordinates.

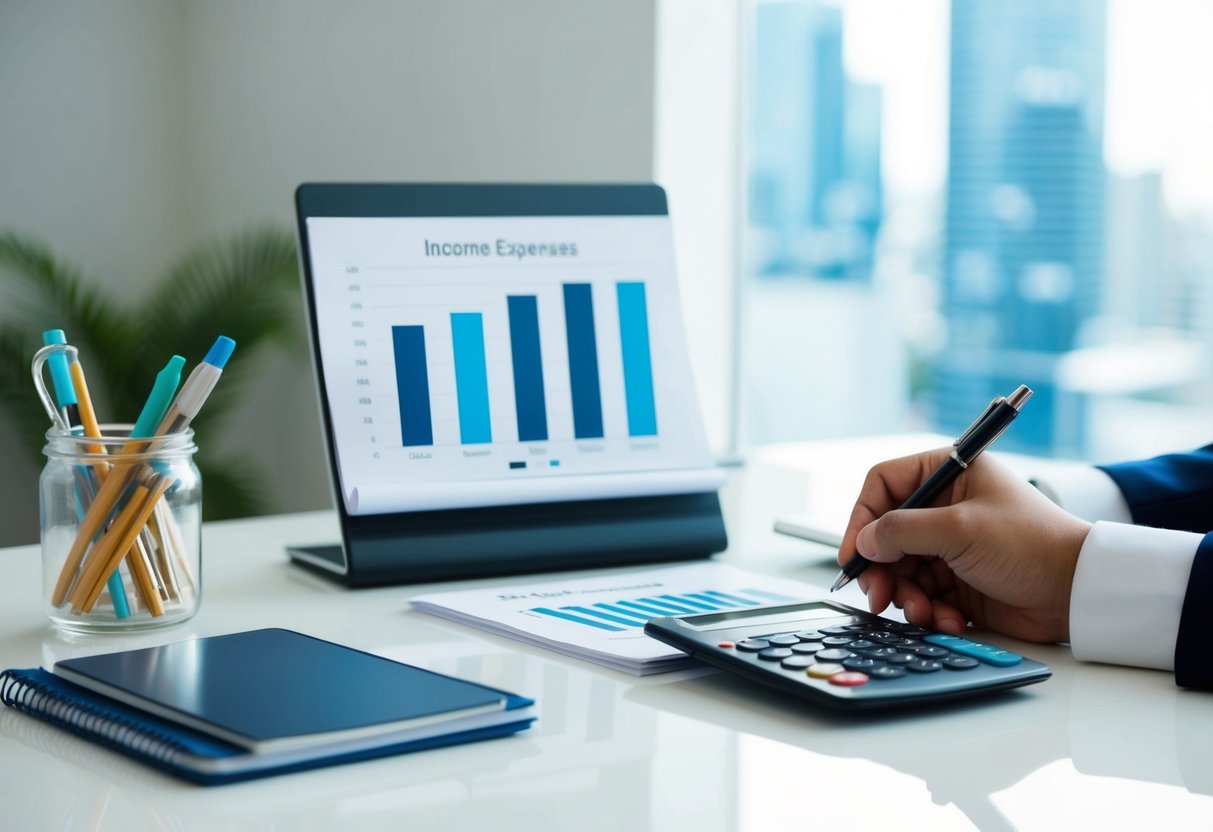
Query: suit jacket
[{"left": 1099, "top": 445, "right": 1213, "bottom": 690}]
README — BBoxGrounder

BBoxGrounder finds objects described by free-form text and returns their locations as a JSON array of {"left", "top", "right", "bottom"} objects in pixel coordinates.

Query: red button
[
  {"left": 828, "top": 671, "right": 869, "bottom": 687},
  {"left": 718, "top": 641, "right": 735, "bottom": 649}
]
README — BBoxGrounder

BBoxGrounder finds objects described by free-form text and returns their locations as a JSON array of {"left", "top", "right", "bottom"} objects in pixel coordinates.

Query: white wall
[{"left": 0, "top": 0, "right": 658, "bottom": 545}]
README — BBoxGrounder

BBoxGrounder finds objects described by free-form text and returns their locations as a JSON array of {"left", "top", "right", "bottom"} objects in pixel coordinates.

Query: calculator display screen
[{"left": 685, "top": 602, "right": 844, "bottom": 631}]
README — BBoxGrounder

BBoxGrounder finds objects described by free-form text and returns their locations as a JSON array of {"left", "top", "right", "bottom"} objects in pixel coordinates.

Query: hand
[{"left": 839, "top": 448, "right": 1091, "bottom": 643}]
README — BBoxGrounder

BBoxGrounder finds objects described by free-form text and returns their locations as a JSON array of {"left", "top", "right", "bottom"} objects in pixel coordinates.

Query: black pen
[{"left": 829, "top": 385, "right": 1033, "bottom": 593}]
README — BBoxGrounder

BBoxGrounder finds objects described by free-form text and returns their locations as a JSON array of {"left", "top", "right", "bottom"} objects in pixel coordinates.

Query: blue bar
[
  {"left": 687, "top": 593, "right": 736, "bottom": 608},
  {"left": 450, "top": 313, "right": 492, "bottom": 444},
  {"left": 594, "top": 603, "right": 652, "bottom": 624},
  {"left": 617, "top": 599, "right": 686, "bottom": 617},
  {"left": 392, "top": 325, "right": 433, "bottom": 446},
  {"left": 662, "top": 594, "right": 718, "bottom": 612},
  {"left": 638, "top": 596, "right": 700, "bottom": 614},
  {"left": 704, "top": 590, "right": 764, "bottom": 606},
  {"left": 562, "top": 284, "right": 604, "bottom": 439},
  {"left": 507, "top": 295, "right": 548, "bottom": 441},
  {"left": 531, "top": 607, "right": 622, "bottom": 631},
  {"left": 616, "top": 282, "right": 657, "bottom": 436},
  {"left": 564, "top": 605, "right": 645, "bottom": 628}
]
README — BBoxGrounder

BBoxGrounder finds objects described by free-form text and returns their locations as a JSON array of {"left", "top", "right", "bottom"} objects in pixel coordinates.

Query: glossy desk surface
[{"left": 2, "top": 438, "right": 1211, "bottom": 830}]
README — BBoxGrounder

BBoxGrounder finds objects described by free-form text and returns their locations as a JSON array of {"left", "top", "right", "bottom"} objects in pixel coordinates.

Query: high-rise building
[
  {"left": 749, "top": 1, "right": 882, "bottom": 281},
  {"left": 936, "top": 0, "right": 1106, "bottom": 454}
]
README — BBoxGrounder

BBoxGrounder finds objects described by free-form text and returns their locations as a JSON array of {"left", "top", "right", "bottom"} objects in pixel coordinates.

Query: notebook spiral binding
[{"left": 0, "top": 669, "right": 187, "bottom": 768}]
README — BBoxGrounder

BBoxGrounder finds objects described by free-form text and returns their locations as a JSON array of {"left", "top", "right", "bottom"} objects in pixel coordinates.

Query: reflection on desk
[{"left": 0, "top": 447, "right": 1211, "bottom": 830}]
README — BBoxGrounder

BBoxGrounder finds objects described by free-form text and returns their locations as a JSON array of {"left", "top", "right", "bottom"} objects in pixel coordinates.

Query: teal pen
[
  {"left": 43, "top": 329, "right": 132, "bottom": 618},
  {"left": 42, "top": 330, "right": 80, "bottom": 428},
  {"left": 131, "top": 356, "right": 187, "bottom": 440}
]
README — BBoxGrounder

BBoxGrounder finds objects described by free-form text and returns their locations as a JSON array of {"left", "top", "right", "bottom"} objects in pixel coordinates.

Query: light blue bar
[
  {"left": 687, "top": 593, "right": 737, "bottom": 608},
  {"left": 531, "top": 607, "right": 622, "bottom": 631},
  {"left": 616, "top": 282, "right": 657, "bottom": 436},
  {"left": 566, "top": 605, "right": 645, "bottom": 628},
  {"left": 450, "top": 313, "right": 492, "bottom": 444},
  {"left": 662, "top": 594, "right": 718, "bottom": 612},
  {"left": 617, "top": 599, "right": 685, "bottom": 617},
  {"left": 594, "top": 603, "right": 652, "bottom": 624},
  {"left": 639, "top": 596, "right": 699, "bottom": 614},
  {"left": 705, "top": 590, "right": 764, "bottom": 606}
]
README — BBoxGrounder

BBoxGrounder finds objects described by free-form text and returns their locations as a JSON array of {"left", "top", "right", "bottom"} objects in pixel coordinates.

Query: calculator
[{"left": 644, "top": 599, "right": 1050, "bottom": 710}]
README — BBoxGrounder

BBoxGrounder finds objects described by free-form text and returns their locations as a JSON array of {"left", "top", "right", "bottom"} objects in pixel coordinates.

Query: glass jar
[{"left": 40, "top": 425, "right": 201, "bottom": 632}]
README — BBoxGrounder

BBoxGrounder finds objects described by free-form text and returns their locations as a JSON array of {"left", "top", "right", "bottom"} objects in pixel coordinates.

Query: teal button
[{"left": 924, "top": 633, "right": 1022, "bottom": 666}]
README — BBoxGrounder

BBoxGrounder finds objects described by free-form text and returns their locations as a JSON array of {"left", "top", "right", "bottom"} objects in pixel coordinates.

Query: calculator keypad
[{"left": 723, "top": 619, "right": 1023, "bottom": 687}]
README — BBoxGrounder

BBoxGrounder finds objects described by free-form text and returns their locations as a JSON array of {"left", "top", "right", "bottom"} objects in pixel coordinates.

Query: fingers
[
  {"left": 855, "top": 504, "right": 965, "bottom": 565},
  {"left": 839, "top": 448, "right": 955, "bottom": 567}
]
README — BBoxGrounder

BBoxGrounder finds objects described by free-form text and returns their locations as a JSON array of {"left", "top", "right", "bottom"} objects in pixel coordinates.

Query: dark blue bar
[
  {"left": 616, "top": 282, "right": 657, "bottom": 436},
  {"left": 391, "top": 325, "right": 433, "bottom": 446},
  {"left": 562, "top": 283, "right": 604, "bottom": 439},
  {"left": 507, "top": 295, "right": 548, "bottom": 441}
]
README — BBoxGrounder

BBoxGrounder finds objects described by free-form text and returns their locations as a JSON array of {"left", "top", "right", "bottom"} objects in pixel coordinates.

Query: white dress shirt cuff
[
  {"left": 1069, "top": 520, "right": 1200, "bottom": 670},
  {"left": 1028, "top": 464, "right": 1133, "bottom": 524}
]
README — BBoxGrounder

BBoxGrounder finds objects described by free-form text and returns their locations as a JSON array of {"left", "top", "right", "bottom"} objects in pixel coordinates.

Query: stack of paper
[{"left": 411, "top": 562, "right": 824, "bottom": 675}]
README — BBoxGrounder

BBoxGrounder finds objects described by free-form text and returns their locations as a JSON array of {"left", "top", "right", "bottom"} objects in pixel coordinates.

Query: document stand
[
  {"left": 288, "top": 491, "right": 727, "bottom": 587},
  {"left": 290, "top": 182, "right": 728, "bottom": 587}
]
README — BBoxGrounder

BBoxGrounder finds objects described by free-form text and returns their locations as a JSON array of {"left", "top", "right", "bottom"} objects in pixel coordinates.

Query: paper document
[{"left": 411, "top": 563, "right": 824, "bottom": 675}]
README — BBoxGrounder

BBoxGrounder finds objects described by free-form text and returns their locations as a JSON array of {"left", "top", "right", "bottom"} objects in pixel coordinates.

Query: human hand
[{"left": 839, "top": 448, "right": 1091, "bottom": 643}]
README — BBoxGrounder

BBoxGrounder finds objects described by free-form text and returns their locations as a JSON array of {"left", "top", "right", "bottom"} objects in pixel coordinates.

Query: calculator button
[
  {"left": 822, "top": 636, "right": 855, "bottom": 647},
  {"left": 841, "top": 624, "right": 869, "bottom": 633},
  {"left": 868, "top": 632, "right": 904, "bottom": 644},
  {"left": 791, "top": 642, "right": 823, "bottom": 655},
  {"left": 842, "top": 657, "right": 881, "bottom": 671},
  {"left": 907, "top": 659, "right": 943, "bottom": 673},
  {"left": 914, "top": 646, "right": 950, "bottom": 659},
  {"left": 847, "top": 640, "right": 879, "bottom": 651},
  {"left": 736, "top": 639, "right": 771, "bottom": 652},
  {"left": 814, "top": 648, "right": 853, "bottom": 663},
  {"left": 758, "top": 647, "right": 794, "bottom": 661},
  {"left": 767, "top": 634, "right": 801, "bottom": 647},
  {"left": 807, "top": 663, "right": 845, "bottom": 679},
  {"left": 780, "top": 655, "right": 817, "bottom": 670},
  {"left": 818, "top": 626, "right": 853, "bottom": 636},
  {"left": 794, "top": 631, "right": 825, "bottom": 642},
  {"left": 898, "top": 626, "right": 930, "bottom": 637},
  {"left": 884, "top": 652, "right": 915, "bottom": 665},
  {"left": 942, "top": 656, "right": 980, "bottom": 670},
  {"left": 829, "top": 671, "right": 870, "bottom": 687},
  {"left": 868, "top": 665, "right": 908, "bottom": 680},
  {"left": 923, "top": 633, "right": 1023, "bottom": 666},
  {"left": 718, "top": 641, "right": 735, "bottom": 649},
  {"left": 866, "top": 647, "right": 902, "bottom": 659}
]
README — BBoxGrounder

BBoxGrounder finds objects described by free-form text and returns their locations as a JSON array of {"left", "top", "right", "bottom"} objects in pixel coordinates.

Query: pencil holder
[{"left": 40, "top": 425, "right": 202, "bottom": 632}]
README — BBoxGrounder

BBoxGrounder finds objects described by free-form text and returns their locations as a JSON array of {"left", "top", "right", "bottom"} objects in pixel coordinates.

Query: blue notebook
[{"left": 0, "top": 628, "right": 535, "bottom": 784}]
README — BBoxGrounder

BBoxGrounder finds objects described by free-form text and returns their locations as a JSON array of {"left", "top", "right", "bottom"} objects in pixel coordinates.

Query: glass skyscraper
[{"left": 935, "top": 0, "right": 1107, "bottom": 453}]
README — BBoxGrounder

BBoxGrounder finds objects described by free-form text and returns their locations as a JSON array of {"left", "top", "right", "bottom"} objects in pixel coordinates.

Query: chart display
[{"left": 305, "top": 215, "right": 721, "bottom": 514}]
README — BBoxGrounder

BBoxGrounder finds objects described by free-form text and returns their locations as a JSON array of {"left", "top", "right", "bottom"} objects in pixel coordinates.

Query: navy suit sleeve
[
  {"left": 1097, "top": 444, "right": 1213, "bottom": 534},
  {"left": 1176, "top": 533, "right": 1213, "bottom": 690}
]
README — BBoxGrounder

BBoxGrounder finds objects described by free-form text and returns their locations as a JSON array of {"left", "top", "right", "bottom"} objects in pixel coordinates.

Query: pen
[
  {"left": 42, "top": 330, "right": 80, "bottom": 429},
  {"left": 829, "top": 385, "right": 1034, "bottom": 593},
  {"left": 154, "top": 336, "right": 236, "bottom": 435}
]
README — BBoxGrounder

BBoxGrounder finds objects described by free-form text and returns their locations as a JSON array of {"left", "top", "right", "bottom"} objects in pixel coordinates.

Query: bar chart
[
  {"left": 528, "top": 586, "right": 798, "bottom": 632},
  {"left": 391, "top": 281, "right": 658, "bottom": 449}
]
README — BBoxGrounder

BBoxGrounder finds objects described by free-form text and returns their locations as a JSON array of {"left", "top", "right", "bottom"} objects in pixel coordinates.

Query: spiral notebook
[{"left": 0, "top": 629, "right": 535, "bottom": 785}]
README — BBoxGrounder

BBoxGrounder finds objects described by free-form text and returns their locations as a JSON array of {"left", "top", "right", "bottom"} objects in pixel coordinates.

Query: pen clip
[
  {"left": 953, "top": 395, "right": 1003, "bottom": 449},
  {"left": 31, "top": 343, "right": 78, "bottom": 433}
]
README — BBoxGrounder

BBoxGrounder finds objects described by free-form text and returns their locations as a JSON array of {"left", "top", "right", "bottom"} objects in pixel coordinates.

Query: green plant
[{"left": 0, "top": 227, "right": 305, "bottom": 520}]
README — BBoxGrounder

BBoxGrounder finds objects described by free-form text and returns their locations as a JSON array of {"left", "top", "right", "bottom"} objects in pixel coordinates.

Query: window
[{"left": 741, "top": 0, "right": 1213, "bottom": 462}]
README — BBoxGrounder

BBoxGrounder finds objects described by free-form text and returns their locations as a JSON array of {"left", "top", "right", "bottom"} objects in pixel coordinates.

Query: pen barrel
[
  {"left": 902, "top": 457, "right": 967, "bottom": 510},
  {"left": 39, "top": 425, "right": 202, "bottom": 632},
  {"left": 954, "top": 401, "right": 1019, "bottom": 462}
]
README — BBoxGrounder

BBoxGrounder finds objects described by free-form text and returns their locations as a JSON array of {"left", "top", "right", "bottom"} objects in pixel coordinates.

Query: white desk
[{"left": 2, "top": 439, "right": 1212, "bottom": 830}]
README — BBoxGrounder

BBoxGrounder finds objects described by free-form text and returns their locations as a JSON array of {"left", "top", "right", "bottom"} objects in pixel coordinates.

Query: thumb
[{"left": 855, "top": 506, "right": 964, "bottom": 565}]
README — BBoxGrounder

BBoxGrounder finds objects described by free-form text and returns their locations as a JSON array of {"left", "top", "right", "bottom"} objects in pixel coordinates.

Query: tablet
[{"left": 291, "top": 184, "right": 727, "bottom": 585}]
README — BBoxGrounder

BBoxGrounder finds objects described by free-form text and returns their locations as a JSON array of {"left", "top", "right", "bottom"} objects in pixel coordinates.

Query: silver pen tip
[
  {"left": 829, "top": 573, "right": 849, "bottom": 593},
  {"left": 1007, "top": 385, "right": 1033, "bottom": 410}
]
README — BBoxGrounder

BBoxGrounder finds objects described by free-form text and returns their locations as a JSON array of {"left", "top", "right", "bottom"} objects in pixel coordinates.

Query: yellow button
[{"left": 807, "top": 662, "right": 844, "bottom": 679}]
